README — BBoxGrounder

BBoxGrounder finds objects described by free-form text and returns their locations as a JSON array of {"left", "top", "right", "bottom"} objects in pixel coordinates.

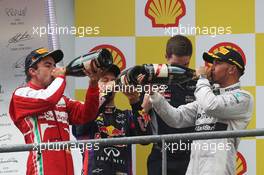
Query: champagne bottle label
[
  {"left": 143, "top": 64, "right": 195, "bottom": 85},
  {"left": 83, "top": 60, "right": 92, "bottom": 72},
  {"left": 119, "top": 74, "right": 127, "bottom": 86},
  {"left": 152, "top": 64, "right": 168, "bottom": 77}
]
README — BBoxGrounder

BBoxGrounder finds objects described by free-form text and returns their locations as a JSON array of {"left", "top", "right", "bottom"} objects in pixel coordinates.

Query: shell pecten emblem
[
  {"left": 145, "top": 0, "right": 186, "bottom": 27},
  {"left": 236, "top": 151, "right": 247, "bottom": 175},
  {"left": 90, "top": 44, "right": 127, "bottom": 71}
]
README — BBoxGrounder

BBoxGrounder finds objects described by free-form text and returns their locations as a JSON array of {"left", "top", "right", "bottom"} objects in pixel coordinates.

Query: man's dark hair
[
  {"left": 25, "top": 64, "right": 38, "bottom": 82},
  {"left": 166, "top": 35, "right": 193, "bottom": 58}
]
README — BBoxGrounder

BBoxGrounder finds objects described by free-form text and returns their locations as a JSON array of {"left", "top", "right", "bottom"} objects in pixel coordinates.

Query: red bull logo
[
  {"left": 138, "top": 109, "right": 151, "bottom": 123},
  {"left": 137, "top": 109, "right": 151, "bottom": 132},
  {"left": 145, "top": 0, "right": 186, "bottom": 27},
  {"left": 99, "top": 125, "right": 125, "bottom": 137},
  {"left": 236, "top": 151, "right": 247, "bottom": 175},
  {"left": 90, "top": 44, "right": 126, "bottom": 71}
]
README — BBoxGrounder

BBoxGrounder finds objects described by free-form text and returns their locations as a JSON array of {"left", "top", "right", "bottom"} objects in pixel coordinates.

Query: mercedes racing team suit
[
  {"left": 150, "top": 78, "right": 253, "bottom": 175},
  {"left": 73, "top": 102, "right": 151, "bottom": 175},
  {"left": 147, "top": 80, "right": 196, "bottom": 175},
  {"left": 9, "top": 76, "right": 99, "bottom": 175}
]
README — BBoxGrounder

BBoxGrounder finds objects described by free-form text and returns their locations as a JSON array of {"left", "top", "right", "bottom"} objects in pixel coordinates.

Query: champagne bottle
[
  {"left": 116, "top": 64, "right": 196, "bottom": 86},
  {"left": 65, "top": 49, "right": 113, "bottom": 77},
  {"left": 143, "top": 64, "right": 196, "bottom": 85},
  {"left": 115, "top": 66, "right": 144, "bottom": 86},
  {"left": 101, "top": 64, "right": 196, "bottom": 110}
]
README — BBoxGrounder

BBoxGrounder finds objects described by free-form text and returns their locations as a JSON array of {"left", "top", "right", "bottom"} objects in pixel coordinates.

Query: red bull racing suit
[
  {"left": 150, "top": 78, "right": 253, "bottom": 175},
  {"left": 73, "top": 102, "right": 151, "bottom": 175},
  {"left": 9, "top": 76, "right": 99, "bottom": 175}
]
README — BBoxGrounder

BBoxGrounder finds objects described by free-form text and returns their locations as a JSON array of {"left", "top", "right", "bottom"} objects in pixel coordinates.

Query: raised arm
[
  {"left": 149, "top": 92, "right": 197, "bottom": 128},
  {"left": 9, "top": 76, "right": 66, "bottom": 121},
  {"left": 67, "top": 84, "right": 99, "bottom": 124}
]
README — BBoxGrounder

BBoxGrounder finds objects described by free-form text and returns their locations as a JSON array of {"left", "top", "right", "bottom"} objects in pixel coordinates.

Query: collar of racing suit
[
  {"left": 212, "top": 82, "right": 240, "bottom": 95},
  {"left": 103, "top": 106, "right": 117, "bottom": 114},
  {"left": 27, "top": 81, "right": 43, "bottom": 90}
]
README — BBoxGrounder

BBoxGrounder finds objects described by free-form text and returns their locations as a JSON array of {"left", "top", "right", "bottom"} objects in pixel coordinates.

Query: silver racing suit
[{"left": 150, "top": 78, "right": 253, "bottom": 175}]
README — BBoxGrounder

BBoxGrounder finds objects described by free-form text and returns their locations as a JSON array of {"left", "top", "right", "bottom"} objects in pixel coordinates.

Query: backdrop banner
[{"left": 0, "top": 0, "right": 48, "bottom": 174}]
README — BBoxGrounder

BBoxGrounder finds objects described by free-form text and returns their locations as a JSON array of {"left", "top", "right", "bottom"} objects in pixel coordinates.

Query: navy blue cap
[{"left": 25, "top": 47, "right": 63, "bottom": 72}]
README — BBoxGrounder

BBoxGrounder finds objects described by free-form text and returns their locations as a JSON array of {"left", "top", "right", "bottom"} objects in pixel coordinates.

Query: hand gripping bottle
[{"left": 116, "top": 64, "right": 196, "bottom": 86}]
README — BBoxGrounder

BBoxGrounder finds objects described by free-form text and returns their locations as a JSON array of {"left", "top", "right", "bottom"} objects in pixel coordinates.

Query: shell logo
[
  {"left": 236, "top": 151, "right": 247, "bottom": 175},
  {"left": 90, "top": 44, "right": 126, "bottom": 71},
  {"left": 205, "top": 42, "right": 246, "bottom": 67},
  {"left": 145, "top": 0, "right": 186, "bottom": 27}
]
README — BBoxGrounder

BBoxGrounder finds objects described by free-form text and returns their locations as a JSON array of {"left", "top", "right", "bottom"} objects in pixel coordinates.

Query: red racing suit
[{"left": 9, "top": 76, "right": 99, "bottom": 175}]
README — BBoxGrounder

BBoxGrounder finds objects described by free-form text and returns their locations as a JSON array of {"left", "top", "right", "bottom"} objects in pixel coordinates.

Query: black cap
[
  {"left": 25, "top": 47, "right": 63, "bottom": 72},
  {"left": 203, "top": 47, "right": 245, "bottom": 73},
  {"left": 106, "top": 64, "right": 120, "bottom": 77}
]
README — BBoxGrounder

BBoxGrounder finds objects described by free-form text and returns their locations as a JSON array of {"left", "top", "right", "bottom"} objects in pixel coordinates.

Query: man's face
[
  {"left": 166, "top": 54, "right": 191, "bottom": 67},
  {"left": 30, "top": 56, "right": 56, "bottom": 87},
  {"left": 98, "top": 72, "right": 116, "bottom": 102},
  {"left": 211, "top": 60, "right": 234, "bottom": 84}
]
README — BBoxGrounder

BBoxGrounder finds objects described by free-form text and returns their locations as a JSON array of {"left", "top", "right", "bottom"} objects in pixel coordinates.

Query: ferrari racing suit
[{"left": 9, "top": 76, "right": 99, "bottom": 175}]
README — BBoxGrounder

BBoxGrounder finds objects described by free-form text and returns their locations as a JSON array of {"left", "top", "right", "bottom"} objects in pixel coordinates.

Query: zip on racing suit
[
  {"left": 9, "top": 76, "right": 99, "bottom": 175},
  {"left": 73, "top": 101, "right": 151, "bottom": 175},
  {"left": 149, "top": 77, "right": 253, "bottom": 175}
]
